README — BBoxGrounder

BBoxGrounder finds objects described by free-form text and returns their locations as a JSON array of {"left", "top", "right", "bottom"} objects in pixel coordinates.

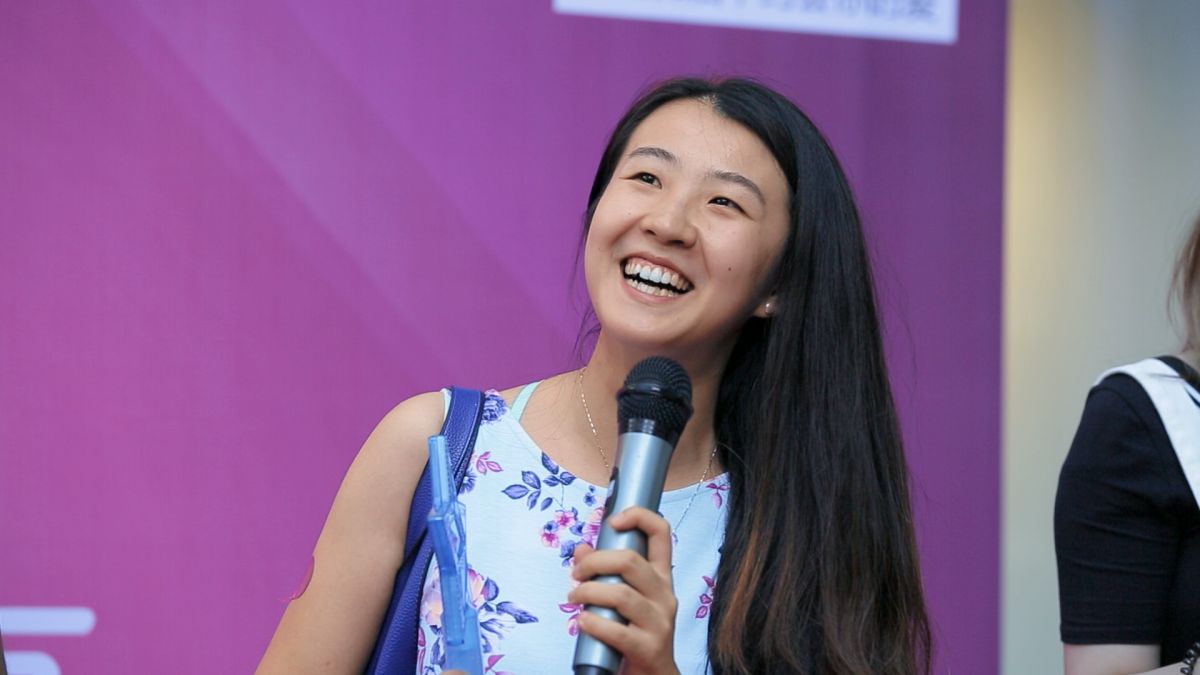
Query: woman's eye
[
  {"left": 632, "top": 172, "right": 660, "bottom": 186},
  {"left": 711, "top": 196, "right": 744, "bottom": 212}
]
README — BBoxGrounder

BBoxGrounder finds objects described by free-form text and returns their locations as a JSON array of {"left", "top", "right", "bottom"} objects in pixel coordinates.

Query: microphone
[{"left": 572, "top": 356, "right": 693, "bottom": 675}]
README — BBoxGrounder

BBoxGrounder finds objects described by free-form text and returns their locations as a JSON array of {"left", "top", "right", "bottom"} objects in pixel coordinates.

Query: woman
[
  {"left": 1055, "top": 216, "right": 1200, "bottom": 675},
  {"left": 258, "top": 77, "right": 931, "bottom": 674}
]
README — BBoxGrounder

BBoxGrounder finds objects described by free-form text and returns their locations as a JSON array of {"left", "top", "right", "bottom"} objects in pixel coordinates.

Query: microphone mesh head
[{"left": 617, "top": 356, "right": 693, "bottom": 436}]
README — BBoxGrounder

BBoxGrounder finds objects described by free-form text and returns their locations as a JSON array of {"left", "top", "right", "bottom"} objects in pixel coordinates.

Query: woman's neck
[
  {"left": 583, "top": 333, "right": 727, "bottom": 486},
  {"left": 1179, "top": 347, "right": 1200, "bottom": 374}
]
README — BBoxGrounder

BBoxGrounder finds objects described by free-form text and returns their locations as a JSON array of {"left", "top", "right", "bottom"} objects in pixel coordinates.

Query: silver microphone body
[
  {"left": 572, "top": 355, "right": 692, "bottom": 675},
  {"left": 572, "top": 426, "right": 676, "bottom": 675}
]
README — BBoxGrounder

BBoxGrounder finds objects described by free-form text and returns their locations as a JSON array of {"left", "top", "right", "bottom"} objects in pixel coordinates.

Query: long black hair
[{"left": 583, "top": 78, "right": 931, "bottom": 674}]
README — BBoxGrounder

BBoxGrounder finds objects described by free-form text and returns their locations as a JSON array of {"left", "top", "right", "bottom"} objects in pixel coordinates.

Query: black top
[{"left": 1055, "top": 358, "right": 1200, "bottom": 664}]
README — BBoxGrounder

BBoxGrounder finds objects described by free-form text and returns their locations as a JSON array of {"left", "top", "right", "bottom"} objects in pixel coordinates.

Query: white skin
[
  {"left": 256, "top": 97, "right": 790, "bottom": 674},
  {"left": 1063, "top": 645, "right": 1179, "bottom": 675}
]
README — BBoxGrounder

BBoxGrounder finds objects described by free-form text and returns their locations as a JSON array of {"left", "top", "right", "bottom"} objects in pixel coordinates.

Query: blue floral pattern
[
  {"left": 481, "top": 390, "right": 508, "bottom": 423},
  {"left": 417, "top": 383, "right": 728, "bottom": 674},
  {"left": 501, "top": 453, "right": 576, "bottom": 511},
  {"left": 419, "top": 564, "right": 537, "bottom": 674},
  {"left": 541, "top": 505, "right": 604, "bottom": 566}
]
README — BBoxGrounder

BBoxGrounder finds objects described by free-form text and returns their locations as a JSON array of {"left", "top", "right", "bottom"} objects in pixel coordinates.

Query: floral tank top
[{"left": 415, "top": 384, "right": 730, "bottom": 675}]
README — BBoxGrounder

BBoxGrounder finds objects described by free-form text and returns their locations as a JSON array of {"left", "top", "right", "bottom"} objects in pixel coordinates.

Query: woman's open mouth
[{"left": 622, "top": 258, "right": 692, "bottom": 297}]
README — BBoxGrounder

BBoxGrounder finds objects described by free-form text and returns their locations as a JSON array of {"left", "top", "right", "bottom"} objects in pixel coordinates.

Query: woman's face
[{"left": 584, "top": 98, "right": 791, "bottom": 361}]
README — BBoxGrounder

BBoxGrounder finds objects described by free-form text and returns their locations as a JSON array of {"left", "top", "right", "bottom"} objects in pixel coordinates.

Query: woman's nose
[{"left": 641, "top": 200, "right": 697, "bottom": 247}]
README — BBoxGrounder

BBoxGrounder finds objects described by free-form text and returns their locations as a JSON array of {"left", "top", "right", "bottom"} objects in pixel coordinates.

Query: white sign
[
  {"left": 1, "top": 607, "right": 95, "bottom": 675},
  {"left": 553, "top": 0, "right": 958, "bottom": 45}
]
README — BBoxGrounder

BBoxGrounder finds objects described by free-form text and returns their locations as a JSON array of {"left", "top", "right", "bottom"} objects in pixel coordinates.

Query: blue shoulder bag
[{"left": 364, "top": 387, "right": 484, "bottom": 674}]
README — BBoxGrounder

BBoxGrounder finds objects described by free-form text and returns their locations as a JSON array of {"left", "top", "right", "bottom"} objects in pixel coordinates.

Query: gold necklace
[
  {"left": 576, "top": 367, "right": 719, "bottom": 533},
  {"left": 577, "top": 367, "right": 611, "bottom": 470}
]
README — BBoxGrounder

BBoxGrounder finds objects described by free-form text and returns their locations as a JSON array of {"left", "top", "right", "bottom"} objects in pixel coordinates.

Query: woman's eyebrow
[
  {"left": 709, "top": 169, "right": 765, "bottom": 208},
  {"left": 627, "top": 145, "right": 766, "bottom": 208},
  {"left": 628, "top": 146, "right": 678, "bottom": 163}
]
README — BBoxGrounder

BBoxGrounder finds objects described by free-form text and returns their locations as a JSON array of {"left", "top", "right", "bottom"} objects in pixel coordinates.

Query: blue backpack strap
[
  {"left": 401, "top": 388, "right": 484, "bottom": 559},
  {"left": 365, "top": 387, "right": 484, "bottom": 674}
]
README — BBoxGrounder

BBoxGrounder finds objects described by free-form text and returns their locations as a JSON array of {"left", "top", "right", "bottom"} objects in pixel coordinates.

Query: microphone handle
[{"left": 572, "top": 430, "right": 674, "bottom": 675}]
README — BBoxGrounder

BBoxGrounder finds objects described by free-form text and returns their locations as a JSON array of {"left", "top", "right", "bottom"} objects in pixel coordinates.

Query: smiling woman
[
  {"left": 584, "top": 98, "right": 790, "bottom": 372},
  {"left": 256, "top": 77, "right": 931, "bottom": 675}
]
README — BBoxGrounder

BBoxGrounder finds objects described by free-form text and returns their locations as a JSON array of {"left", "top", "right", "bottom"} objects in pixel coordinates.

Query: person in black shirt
[{"left": 1055, "top": 215, "right": 1200, "bottom": 675}]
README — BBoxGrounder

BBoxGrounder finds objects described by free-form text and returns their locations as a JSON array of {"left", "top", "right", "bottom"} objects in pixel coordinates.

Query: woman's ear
[{"left": 754, "top": 295, "right": 778, "bottom": 319}]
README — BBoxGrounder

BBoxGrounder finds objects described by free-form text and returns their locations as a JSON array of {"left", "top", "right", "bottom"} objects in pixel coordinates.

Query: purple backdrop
[{"left": 0, "top": 1, "right": 1004, "bottom": 672}]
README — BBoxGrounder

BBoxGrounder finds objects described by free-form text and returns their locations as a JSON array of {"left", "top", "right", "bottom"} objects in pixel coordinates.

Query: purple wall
[{"left": 0, "top": 1, "right": 1004, "bottom": 672}]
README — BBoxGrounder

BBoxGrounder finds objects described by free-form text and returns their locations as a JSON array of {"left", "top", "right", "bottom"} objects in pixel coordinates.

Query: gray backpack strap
[{"left": 1097, "top": 358, "right": 1200, "bottom": 508}]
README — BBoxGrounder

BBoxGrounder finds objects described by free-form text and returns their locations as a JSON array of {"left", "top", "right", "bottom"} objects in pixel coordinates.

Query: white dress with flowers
[{"left": 415, "top": 384, "right": 730, "bottom": 675}]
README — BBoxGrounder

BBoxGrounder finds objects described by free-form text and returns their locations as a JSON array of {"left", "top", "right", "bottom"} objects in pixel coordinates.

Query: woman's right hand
[{"left": 568, "top": 506, "right": 681, "bottom": 675}]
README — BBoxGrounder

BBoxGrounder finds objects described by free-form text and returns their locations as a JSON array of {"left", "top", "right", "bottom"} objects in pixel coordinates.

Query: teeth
[
  {"left": 623, "top": 259, "right": 691, "bottom": 292},
  {"left": 626, "top": 277, "right": 682, "bottom": 297}
]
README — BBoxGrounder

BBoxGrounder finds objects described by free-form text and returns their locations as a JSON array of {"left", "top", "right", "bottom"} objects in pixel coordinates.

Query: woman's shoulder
[
  {"left": 1089, "top": 356, "right": 1190, "bottom": 410},
  {"left": 368, "top": 390, "right": 449, "bottom": 453},
  {"left": 1087, "top": 370, "right": 1157, "bottom": 419},
  {"left": 1084, "top": 359, "right": 1187, "bottom": 447},
  {"left": 1072, "top": 369, "right": 1166, "bottom": 459},
  {"left": 340, "top": 391, "right": 453, "bottom": 506},
  {"left": 1064, "top": 362, "right": 1193, "bottom": 510}
]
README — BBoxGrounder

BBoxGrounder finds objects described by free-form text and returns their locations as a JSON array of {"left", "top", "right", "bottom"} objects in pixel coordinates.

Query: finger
[
  {"left": 576, "top": 609, "right": 666, "bottom": 668},
  {"left": 572, "top": 542, "right": 595, "bottom": 566},
  {"left": 570, "top": 549, "right": 669, "bottom": 602},
  {"left": 569, "top": 578, "right": 674, "bottom": 631},
  {"left": 606, "top": 506, "right": 673, "bottom": 576},
  {"left": 568, "top": 576, "right": 657, "bottom": 624},
  {"left": 571, "top": 547, "right": 644, "bottom": 582}
]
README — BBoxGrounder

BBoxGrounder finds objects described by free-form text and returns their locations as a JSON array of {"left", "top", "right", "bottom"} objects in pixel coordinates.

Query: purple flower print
[
  {"left": 706, "top": 480, "right": 730, "bottom": 508},
  {"left": 541, "top": 521, "right": 560, "bottom": 548},
  {"left": 475, "top": 451, "right": 503, "bottom": 475},
  {"left": 559, "top": 601, "right": 584, "bottom": 637},
  {"left": 458, "top": 452, "right": 499, "bottom": 496},
  {"left": 558, "top": 540, "right": 578, "bottom": 566},
  {"left": 484, "top": 653, "right": 515, "bottom": 675},
  {"left": 549, "top": 506, "right": 603, "bottom": 567},
  {"left": 481, "top": 391, "right": 508, "bottom": 423},
  {"left": 541, "top": 507, "right": 588, "bottom": 564},
  {"left": 550, "top": 506, "right": 609, "bottom": 636},
  {"left": 579, "top": 507, "right": 603, "bottom": 546},
  {"left": 420, "top": 565, "right": 538, "bottom": 670},
  {"left": 417, "top": 626, "right": 427, "bottom": 671},
  {"left": 695, "top": 575, "right": 716, "bottom": 619},
  {"left": 460, "top": 469, "right": 477, "bottom": 494},
  {"left": 554, "top": 509, "right": 576, "bottom": 528}
]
